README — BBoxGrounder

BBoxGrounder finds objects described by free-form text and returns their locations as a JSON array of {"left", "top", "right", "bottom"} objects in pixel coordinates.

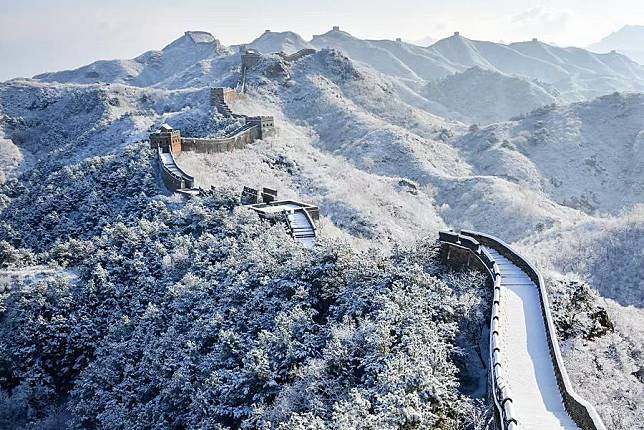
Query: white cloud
[{"left": 511, "top": 6, "right": 572, "bottom": 36}]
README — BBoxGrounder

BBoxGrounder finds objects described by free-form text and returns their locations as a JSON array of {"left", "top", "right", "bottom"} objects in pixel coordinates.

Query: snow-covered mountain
[
  {"left": 0, "top": 29, "right": 642, "bottom": 427},
  {"left": 588, "top": 25, "right": 644, "bottom": 65},
  {"left": 310, "top": 30, "right": 644, "bottom": 102},
  {"left": 428, "top": 35, "right": 644, "bottom": 83},
  {"left": 423, "top": 66, "right": 562, "bottom": 123},
  {"left": 454, "top": 92, "right": 644, "bottom": 215},
  {"left": 34, "top": 31, "right": 233, "bottom": 88},
  {"left": 26, "top": 28, "right": 644, "bottom": 124},
  {"left": 248, "top": 30, "right": 314, "bottom": 54},
  {"left": 310, "top": 28, "right": 457, "bottom": 84}
]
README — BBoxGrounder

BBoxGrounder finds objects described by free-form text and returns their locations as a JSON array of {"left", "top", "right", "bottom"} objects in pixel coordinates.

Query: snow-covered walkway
[
  {"left": 286, "top": 209, "right": 316, "bottom": 247},
  {"left": 487, "top": 248, "right": 580, "bottom": 430}
]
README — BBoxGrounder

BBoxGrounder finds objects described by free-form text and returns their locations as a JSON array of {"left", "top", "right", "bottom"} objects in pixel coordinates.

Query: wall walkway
[{"left": 439, "top": 230, "right": 606, "bottom": 430}]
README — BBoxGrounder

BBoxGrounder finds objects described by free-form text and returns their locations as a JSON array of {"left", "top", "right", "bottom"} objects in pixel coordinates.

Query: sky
[{"left": 1, "top": 0, "right": 644, "bottom": 81}]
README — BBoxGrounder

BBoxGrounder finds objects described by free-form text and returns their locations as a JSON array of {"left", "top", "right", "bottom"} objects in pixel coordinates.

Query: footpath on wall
[{"left": 439, "top": 230, "right": 607, "bottom": 430}]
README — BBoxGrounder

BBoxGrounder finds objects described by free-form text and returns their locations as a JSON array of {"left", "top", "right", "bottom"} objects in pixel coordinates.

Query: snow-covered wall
[{"left": 440, "top": 230, "right": 606, "bottom": 430}]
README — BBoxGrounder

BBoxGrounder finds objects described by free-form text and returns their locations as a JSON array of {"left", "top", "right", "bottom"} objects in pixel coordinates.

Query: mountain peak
[
  {"left": 588, "top": 25, "right": 644, "bottom": 64},
  {"left": 313, "top": 26, "right": 354, "bottom": 40},
  {"left": 162, "top": 31, "right": 222, "bottom": 52},
  {"left": 184, "top": 31, "right": 216, "bottom": 44},
  {"left": 249, "top": 30, "right": 312, "bottom": 54}
]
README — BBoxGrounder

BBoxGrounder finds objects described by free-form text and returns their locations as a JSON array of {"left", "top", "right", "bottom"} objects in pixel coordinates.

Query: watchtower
[
  {"left": 247, "top": 116, "right": 275, "bottom": 139},
  {"left": 242, "top": 49, "right": 262, "bottom": 69},
  {"left": 150, "top": 124, "right": 182, "bottom": 155}
]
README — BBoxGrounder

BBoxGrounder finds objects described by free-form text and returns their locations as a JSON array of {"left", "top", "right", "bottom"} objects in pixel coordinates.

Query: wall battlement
[
  {"left": 149, "top": 51, "right": 318, "bottom": 245},
  {"left": 277, "top": 48, "right": 317, "bottom": 62},
  {"left": 150, "top": 124, "right": 182, "bottom": 155},
  {"left": 440, "top": 230, "right": 607, "bottom": 430}
]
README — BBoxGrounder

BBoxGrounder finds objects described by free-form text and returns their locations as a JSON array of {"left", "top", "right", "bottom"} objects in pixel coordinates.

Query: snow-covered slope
[
  {"left": 423, "top": 66, "right": 562, "bottom": 124},
  {"left": 0, "top": 78, "right": 240, "bottom": 167},
  {"left": 454, "top": 93, "right": 644, "bottom": 215},
  {"left": 430, "top": 35, "right": 644, "bottom": 86},
  {"left": 1, "top": 30, "right": 641, "bottom": 428},
  {"left": 34, "top": 31, "right": 232, "bottom": 87},
  {"left": 310, "top": 28, "right": 458, "bottom": 83},
  {"left": 308, "top": 29, "right": 644, "bottom": 105},
  {"left": 248, "top": 30, "right": 314, "bottom": 54},
  {"left": 521, "top": 206, "right": 644, "bottom": 308},
  {"left": 588, "top": 25, "right": 644, "bottom": 65},
  {"left": 26, "top": 28, "right": 644, "bottom": 125},
  {"left": 171, "top": 49, "right": 590, "bottom": 243}
]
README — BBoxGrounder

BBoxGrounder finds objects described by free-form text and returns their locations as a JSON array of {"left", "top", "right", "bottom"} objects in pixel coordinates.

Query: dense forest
[{"left": 0, "top": 145, "right": 491, "bottom": 429}]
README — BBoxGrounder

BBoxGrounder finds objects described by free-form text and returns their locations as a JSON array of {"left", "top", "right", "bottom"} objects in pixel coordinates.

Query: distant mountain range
[
  {"left": 26, "top": 27, "right": 644, "bottom": 124},
  {"left": 34, "top": 31, "right": 234, "bottom": 88},
  {"left": 1, "top": 26, "right": 643, "bottom": 429},
  {"left": 588, "top": 25, "right": 644, "bottom": 65}
]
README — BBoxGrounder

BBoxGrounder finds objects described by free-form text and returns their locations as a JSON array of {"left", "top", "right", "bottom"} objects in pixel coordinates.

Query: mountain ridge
[
  {"left": 588, "top": 25, "right": 644, "bottom": 64},
  {"left": 24, "top": 28, "right": 644, "bottom": 125}
]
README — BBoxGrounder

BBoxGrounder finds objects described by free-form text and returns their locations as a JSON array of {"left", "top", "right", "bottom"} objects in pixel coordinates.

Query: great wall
[
  {"left": 149, "top": 45, "right": 318, "bottom": 245},
  {"left": 148, "top": 34, "right": 608, "bottom": 430},
  {"left": 439, "top": 230, "right": 607, "bottom": 430}
]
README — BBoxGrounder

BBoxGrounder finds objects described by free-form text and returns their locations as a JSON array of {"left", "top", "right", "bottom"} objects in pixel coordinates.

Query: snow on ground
[
  {"left": 177, "top": 101, "right": 446, "bottom": 248},
  {"left": 489, "top": 249, "right": 580, "bottom": 430},
  {"left": 0, "top": 266, "right": 77, "bottom": 298},
  {"left": 2, "top": 35, "right": 643, "bottom": 426},
  {"left": 559, "top": 299, "right": 644, "bottom": 430},
  {"left": 454, "top": 93, "right": 644, "bottom": 216},
  {"left": 25, "top": 28, "right": 644, "bottom": 126},
  {"left": 516, "top": 205, "right": 644, "bottom": 308},
  {"left": 0, "top": 133, "right": 25, "bottom": 183},
  {"left": 423, "top": 66, "right": 562, "bottom": 124},
  {"left": 248, "top": 30, "right": 314, "bottom": 55}
]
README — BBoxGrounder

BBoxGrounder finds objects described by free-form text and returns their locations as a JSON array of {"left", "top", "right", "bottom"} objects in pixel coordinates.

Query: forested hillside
[
  {"left": 1, "top": 27, "right": 642, "bottom": 430},
  {"left": 0, "top": 145, "right": 490, "bottom": 429}
]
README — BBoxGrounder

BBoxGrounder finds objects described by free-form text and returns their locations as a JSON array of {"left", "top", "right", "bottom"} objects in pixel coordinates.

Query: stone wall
[
  {"left": 157, "top": 147, "right": 195, "bottom": 191},
  {"left": 150, "top": 129, "right": 182, "bottom": 155},
  {"left": 246, "top": 116, "right": 275, "bottom": 139},
  {"left": 241, "top": 50, "right": 262, "bottom": 69},
  {"left": 440, "top": 230, "right": 607, "bottom": 430},
  {"left": 181, "top": 126, "right": 259, "bottom": 154}
]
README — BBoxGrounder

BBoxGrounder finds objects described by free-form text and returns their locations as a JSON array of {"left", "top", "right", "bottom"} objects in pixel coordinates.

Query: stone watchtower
[
  {"left": 150, "top": 124, "right": 182, "bottom": 155},
  {"left": 247, "top": 116, "right": 275, "bottom": 139},
  {"left": 241, "top": 49, "right": 262, "bottom": 69}
]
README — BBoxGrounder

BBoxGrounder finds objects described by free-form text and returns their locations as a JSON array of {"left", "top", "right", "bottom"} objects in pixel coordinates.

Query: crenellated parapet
[
  {"left": 439, "top": 230, "right": 606, "bottom": 430},
  {"left": 277, "top": 48, "right": 317, "bottom": 62},
  {"left": 245, "top": 187, "right": 319, "bottom": 247},
  {"left": 148, "top": 52, "right": 317, "bottom": 245}
]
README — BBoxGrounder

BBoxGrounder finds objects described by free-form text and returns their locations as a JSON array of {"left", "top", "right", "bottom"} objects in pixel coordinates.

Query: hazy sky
[{"left": 1, "top": 0, "right": 643, "bottom": 81}]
